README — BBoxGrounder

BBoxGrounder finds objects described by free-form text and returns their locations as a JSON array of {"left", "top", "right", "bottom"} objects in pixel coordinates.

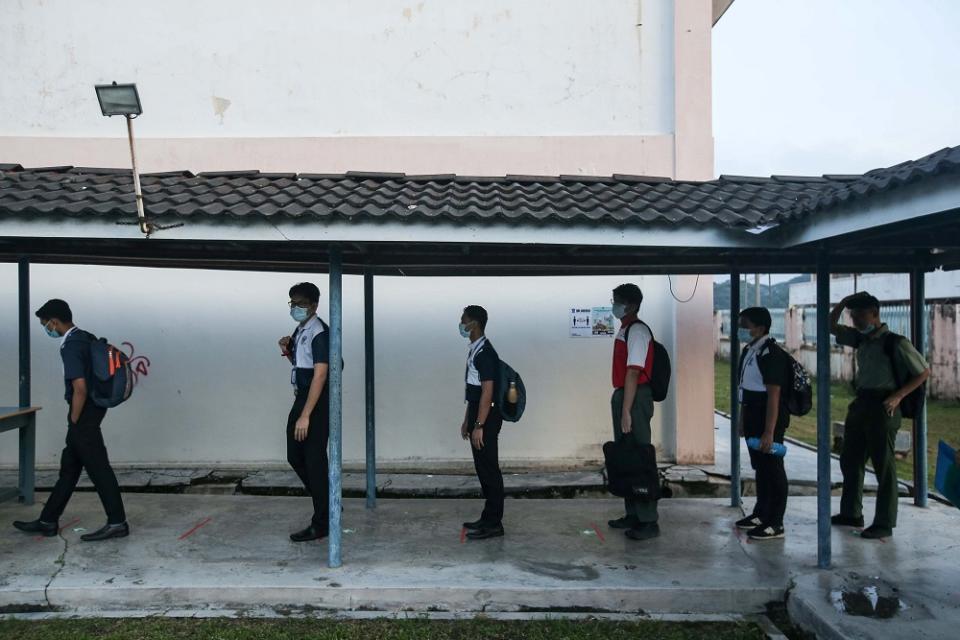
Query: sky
[
  {"left": 712, "top": 0, "right": 960, "bottom": 285},
  {"left": 712, "top": 0, "right": 960, "bottom": 177}
]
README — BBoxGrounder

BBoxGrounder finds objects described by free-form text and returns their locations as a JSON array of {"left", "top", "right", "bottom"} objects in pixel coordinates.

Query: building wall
[
  {"left": 789, "top": 272, "right": 960, "bottom": 307},
  {"left": 0, "top": 0, "right": 718, "bottom": 466},
  {"left": 0, "top": 264, "right": 688, "bottom": 467},
  {"left": 0, "top": 0, "right": 714, "bottom": 178}
]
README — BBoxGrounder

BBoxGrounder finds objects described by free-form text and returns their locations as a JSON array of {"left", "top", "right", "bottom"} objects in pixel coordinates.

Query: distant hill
[{"left": 713, "top": 275, "right": 810, "bottom": 311}]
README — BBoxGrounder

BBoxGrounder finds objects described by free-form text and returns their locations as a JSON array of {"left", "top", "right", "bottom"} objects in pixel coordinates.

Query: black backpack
[
  {"left": 69, "top": 330, "right": 135, "bottom": 408},
  {"left": 770, "top": 342, "right": 813, "bottom": 417},
  {"left": 497, "top": 360, "right": 526, "bottom": 423},
  {"left": 882, "top": 332, "right": 926, "bottom": 419},
  {"left": 602, "top": 437, "right": 671, "bottom": 501},
  {"left": 625, "top": 321, "right": 671, "bottom": 402}
]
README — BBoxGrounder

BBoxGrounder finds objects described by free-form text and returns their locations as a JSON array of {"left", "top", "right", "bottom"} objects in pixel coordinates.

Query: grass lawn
[
  {"left": 715, "top": 358, "right": 960, "bottom": 487},
  {"left": 0, "top": 618, "right": 768, "bottom": 640}
]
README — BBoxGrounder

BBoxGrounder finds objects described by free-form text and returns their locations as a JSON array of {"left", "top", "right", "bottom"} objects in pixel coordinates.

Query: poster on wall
[{"left": 570, "top": 306, "right": 616, "bottom": 338}]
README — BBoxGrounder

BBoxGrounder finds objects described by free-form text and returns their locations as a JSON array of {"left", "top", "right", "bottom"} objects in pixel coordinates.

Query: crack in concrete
[{"left": 43, "top": 526, "right": 70, "bottom": 609}]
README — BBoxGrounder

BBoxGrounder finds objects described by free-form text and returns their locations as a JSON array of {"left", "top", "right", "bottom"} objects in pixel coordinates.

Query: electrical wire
[{"left": 667, "top": 274, "right": 701, "bottom": 303}]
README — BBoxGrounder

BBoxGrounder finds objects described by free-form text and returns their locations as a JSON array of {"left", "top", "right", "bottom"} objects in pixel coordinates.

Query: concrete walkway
[{"left": 2, "top": 492, "right": 958, "bottom": 639}]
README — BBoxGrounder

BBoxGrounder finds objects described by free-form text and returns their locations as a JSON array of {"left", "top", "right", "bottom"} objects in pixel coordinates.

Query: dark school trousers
[
  {"left": 839, "top": 391, "right": 902, "bottom": 529},
  {"left": 286, "top": 390, "right": 330, "bottom": 529},
  {"left": 40, "top": 402, "right": 126, "bottom": 525},
  {"left": 611, "top": 385, "right": 658, "bottom": 524},
  {"left": 741, "top": 390, "right": 789, "bottom": 528},
  {"left": 467, "top": 402, "right": 505, "bottom": 526}
]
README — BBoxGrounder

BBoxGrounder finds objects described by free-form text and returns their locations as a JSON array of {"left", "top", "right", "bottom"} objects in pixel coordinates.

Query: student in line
[
  {"left": 13, "top": 299, "right": 128, "bottom": 542},
  {"left": 606, "top": 283, "right": 659, "bottom": 541},
  {"left": 278, "top": 282, "right": 332, "bottom": 542},
  {"left": 734, "top": 307, "right": 791, "bottom": 540},
  {"left": 458, "top": 305, "right": 506, "bottom": 540}
]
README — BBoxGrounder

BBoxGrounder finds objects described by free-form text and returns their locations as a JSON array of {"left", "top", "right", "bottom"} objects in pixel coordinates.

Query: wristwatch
[{"left": 474, "top": 421, "right": 484, "bottom": 429}]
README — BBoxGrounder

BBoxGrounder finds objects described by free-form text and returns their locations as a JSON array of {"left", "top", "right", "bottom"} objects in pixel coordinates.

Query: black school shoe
[
  {"left": 608, "top": 515, "right": 640, "bottom": 529},
  {"left": 81, "top": 522, "right": 130, "bottom": 542},
  {"left": 747, "top": 524, "right": 784, "bottom": 540},
  {"left": 624, "top": 522, "right": 660, "bottom": 541},
  {"left": 466, "top": 524, "right": 504, "bottom": 540},
  {"left": 831, "top": 514, "right": 865, "bottom": 527},
  {"left": 860, "top": 525, "right": 893, "bottom": 539},
  {"left": 290, "top": 524, "right": 329, "bottom": 542},
  {"left": 13, "top": 519, "right": 58, "bottom": 537},
  {"left": 735, "top": 515, "right": 762, "bottom": 530},
  {"left": 462, "top": 519, "right": 487, "bottom": 531}
]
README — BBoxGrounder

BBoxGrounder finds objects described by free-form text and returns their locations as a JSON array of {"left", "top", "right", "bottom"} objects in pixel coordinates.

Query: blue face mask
[
  {"left": 44, "top": 322, "right": 61, "bottom": 338},
  {"left": 459, "top": 322, "right": 473, "bottom": 339},
  {"left": 737, "top": 328, "right": 753, "bottom": 344},
  {"left": 612, "top": 303, "right": 628, "bottom": 320},
  {"left": 290, "top": 306, "right": 310, "bottom": 323}
]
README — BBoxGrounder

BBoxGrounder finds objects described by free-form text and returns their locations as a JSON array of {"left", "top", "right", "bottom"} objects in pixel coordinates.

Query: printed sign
[{"left": 570, "top": 306, "right": 616, "bottom": 338}]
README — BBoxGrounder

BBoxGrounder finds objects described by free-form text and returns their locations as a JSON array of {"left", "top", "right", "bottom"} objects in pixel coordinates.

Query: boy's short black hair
[
  {"left": 463, "top": 305, "right": 488, "bottom": 330},
  {"left": 289, "top": 282, "right": 321, "bottom": 305},
  {"left": 846, "top": 292, "right": 880, "bottom": 312},
  {"left": 35, "top": 299, "right": 72, "bottom": 323},
  {"left": 739, "top": 307, "right": 772, "bottom": 335},
  {"left": 612, "top": 283, "right": 643, "bottom": 306}
]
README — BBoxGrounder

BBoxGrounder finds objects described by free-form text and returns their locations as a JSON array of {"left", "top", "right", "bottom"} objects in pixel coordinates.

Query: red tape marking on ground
[
  {"left": 590, "top": 522, "right": 606, "bottom": 543},
  {"left": 178, "top": 517, "right": 212, "bottom": 541},
  {"left": 460, "top": 527, "right": 466, "bottom": 544},
  {"left": 35, "top": 517, "right": 80, "bottom": 541}
]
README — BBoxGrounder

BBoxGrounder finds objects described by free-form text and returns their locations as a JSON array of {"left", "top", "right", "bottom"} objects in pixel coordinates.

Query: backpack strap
[{"left": 882, "top": 332, "right": 906, "bottom": 388}]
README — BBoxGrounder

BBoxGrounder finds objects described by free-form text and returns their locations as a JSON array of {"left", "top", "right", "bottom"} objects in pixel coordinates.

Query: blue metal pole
[
  {"left": 910, "top": 269, "right": 928, "bottom": 507},
  {"left": 729, "top": 271, "right": 741, "bottom": 508},
  {"left": 18, "top": 258, "right": 35, "bottom": 505},
  {"left": 816, "top": 259, "right": 832, "bottom": 569},
  {"left": 18, "top": 258, "right": 30, "bottom": 408},
  {"left": 328, "top": 245, "right": 344, "bottom": 568},
  {"left": 364, "top": 269, "right": 376, "bottom": 510}
]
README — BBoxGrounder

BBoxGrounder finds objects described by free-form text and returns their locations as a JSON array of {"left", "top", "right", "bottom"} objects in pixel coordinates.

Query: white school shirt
[
  {"left": 739, "top": 334, "right": 773, "bottom": 399},
  {"left": 465, "top": 337, "right": 487, "bottom": 386},
  {"left": 290, "top": 315, "right": 326, "bottom": 385}
]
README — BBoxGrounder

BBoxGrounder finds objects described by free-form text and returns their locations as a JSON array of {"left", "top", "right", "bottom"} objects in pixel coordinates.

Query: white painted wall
[
  {"left": 0, "top": 264, "right": 678, "bottom": 467},
  {"left": 0, "top": 0, "right": 675, "bottom": 138},
  {"left": 0, "top": 0, "right": 719, "bottom": 467}
]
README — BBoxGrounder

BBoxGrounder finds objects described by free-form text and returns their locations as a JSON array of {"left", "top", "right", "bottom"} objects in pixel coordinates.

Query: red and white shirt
[{"left": 612, "top": 313, "right": 653, "bottom": 389}]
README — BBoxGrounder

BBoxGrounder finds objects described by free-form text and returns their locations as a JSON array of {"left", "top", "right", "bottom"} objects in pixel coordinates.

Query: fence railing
[
  {"left": 718, "top": 308, "right": 786, "bottom": 342},
  {"left": 720, "top": 304, "right": 932, "bottom": 354}
]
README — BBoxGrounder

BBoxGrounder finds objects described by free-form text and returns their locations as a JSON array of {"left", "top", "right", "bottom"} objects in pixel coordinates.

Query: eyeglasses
[{"left": 288, "top": 301, "right": 312, "bottom": 309}]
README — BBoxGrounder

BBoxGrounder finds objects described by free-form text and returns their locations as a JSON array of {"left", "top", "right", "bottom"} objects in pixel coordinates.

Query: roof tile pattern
[{"left": 1, "top": 145, "right": 957, "bottom": 229}]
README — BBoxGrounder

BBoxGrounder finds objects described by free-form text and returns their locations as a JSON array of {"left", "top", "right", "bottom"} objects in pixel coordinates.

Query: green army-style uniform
[{"left": 835, "top": 324, "right": 928, "bottom": 530}]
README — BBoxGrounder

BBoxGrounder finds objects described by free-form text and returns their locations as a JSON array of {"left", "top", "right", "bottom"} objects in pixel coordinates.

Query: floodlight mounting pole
[{"left": 125, "top": 114, "right": 151, "bottom": 236}]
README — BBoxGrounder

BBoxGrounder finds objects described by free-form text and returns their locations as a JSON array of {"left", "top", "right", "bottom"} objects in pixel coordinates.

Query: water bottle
[
  {"left": 746, "top": 437, "right": 787, "bottom": 457},
  {"left": 504, "top": 381, "right": 519, "bottom": 417}
]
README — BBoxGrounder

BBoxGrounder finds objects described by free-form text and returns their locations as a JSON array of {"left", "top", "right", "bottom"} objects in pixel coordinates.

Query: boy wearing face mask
[
  {"left": 13, "top": 299, "right": 128, "bottom": 542},
  {"left": 607, "top": 283, "right": 659, "bottom": 541},
  {"left": 279, "top": 282, "right": 331, "bottom": 542},
  {"left": 458, "top": 305, "right": 505, "bottom": 540},
  {"left": 830, "top": 292, "right": 930, "bottom": 539},
  {"left": 734, "top": 307, "right": 791, "bottom": 540}
]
